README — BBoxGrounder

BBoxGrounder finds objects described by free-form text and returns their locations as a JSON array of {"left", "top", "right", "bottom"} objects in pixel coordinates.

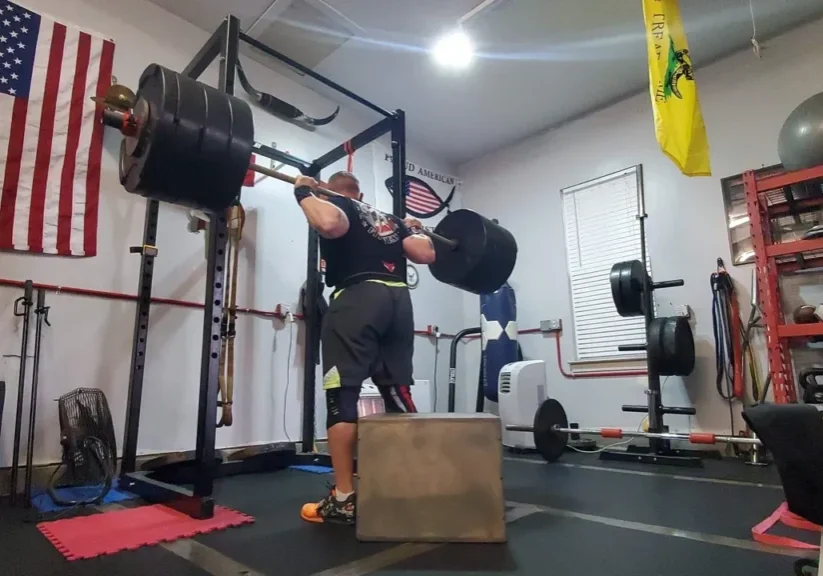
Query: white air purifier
[{"left": 498, "top": 360, "right": 547, "bottom": 449}]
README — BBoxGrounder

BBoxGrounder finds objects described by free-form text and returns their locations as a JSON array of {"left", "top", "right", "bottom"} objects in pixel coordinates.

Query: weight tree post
[{"left": 634, "top": 165, "right": 665, "bottom": 452}]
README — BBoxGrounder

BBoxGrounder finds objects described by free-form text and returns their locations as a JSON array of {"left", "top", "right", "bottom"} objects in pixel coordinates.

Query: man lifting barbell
[{"left": 295, "top": 171, "right": 436, "bottom": 525}]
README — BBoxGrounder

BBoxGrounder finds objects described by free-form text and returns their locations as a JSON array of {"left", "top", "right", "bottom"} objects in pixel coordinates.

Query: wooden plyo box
[{"left": 356, "top": 413, "right": 506, "bottom": 543}]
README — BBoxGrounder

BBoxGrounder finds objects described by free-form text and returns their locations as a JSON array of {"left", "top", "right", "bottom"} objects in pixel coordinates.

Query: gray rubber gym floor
[{"left": 0, "top": 451, "right": 814, "bottom": 576}]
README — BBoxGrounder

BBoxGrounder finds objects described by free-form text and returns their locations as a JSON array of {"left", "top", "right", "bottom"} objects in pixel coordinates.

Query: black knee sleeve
[{"left": 326, "top": 387, "right": 360, "bottom": 428}]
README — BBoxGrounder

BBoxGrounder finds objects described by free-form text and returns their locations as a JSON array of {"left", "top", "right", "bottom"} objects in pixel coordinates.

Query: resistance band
[
  {"left": 711, "top": 258, "right": 744, "bottom": 401},
  {"left": 752, "top": 502, "right": 821, "bottom": 550},
  {"left": 344, "top": 140, "right": 354, "bottom": 172},
  {"left": 218, "top": 203, "right": 245, "bottom": 428}
]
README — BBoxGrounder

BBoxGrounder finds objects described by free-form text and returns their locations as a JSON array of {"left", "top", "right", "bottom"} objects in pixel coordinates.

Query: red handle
[{"left": 601, "top": 428, "right": 623, "bottom": 439}]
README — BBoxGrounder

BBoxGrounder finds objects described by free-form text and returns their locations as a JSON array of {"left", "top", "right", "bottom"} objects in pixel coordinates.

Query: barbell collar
[{"left": 249, "top": 163, "right": 459, "bottom": 250}]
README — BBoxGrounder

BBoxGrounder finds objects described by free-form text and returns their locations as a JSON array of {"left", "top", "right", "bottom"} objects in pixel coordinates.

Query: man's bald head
[{"left": 328, "top": 171, "right": 361, "bottom": 199}]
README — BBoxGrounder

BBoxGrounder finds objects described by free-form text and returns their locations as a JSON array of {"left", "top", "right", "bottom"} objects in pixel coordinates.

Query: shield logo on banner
[{"left": 384, "top": 176, "right": 456, "bottom": 219}]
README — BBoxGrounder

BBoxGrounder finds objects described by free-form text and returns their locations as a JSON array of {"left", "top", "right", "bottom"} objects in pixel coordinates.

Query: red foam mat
[{"left": 37, "top": 504, "right": 254, "bottom": 561}]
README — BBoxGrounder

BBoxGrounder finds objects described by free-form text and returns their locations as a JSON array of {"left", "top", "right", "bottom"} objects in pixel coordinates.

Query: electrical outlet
[
  {"left": 675, "top": 305, "right": 692, "bottom": 319},
  {"left": 540, "top": 319, "right": 562, "bottom": 333}
]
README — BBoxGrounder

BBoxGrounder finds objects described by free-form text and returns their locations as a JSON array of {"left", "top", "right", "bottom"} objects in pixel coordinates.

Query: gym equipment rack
[
  {"left": 742, "top": 162, "right": 823, "bottom": 404},
  {"left": 120, "top": 14, "right": 408, "bottom": 520}
]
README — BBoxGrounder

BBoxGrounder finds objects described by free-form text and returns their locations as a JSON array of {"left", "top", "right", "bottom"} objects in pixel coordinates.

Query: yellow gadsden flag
[{"left": 642, "top": 0, "right": 711, "bottom": 176}]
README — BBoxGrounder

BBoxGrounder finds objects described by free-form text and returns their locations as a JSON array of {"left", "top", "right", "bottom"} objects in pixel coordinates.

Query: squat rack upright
[{"left": 119, "top": 14, "right": 408, "bottom": 520}]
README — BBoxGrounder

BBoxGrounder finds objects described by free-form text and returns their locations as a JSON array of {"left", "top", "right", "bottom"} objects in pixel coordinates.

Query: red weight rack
[{"left": 743, "top": 163, "right": 823, "bottom": 404}]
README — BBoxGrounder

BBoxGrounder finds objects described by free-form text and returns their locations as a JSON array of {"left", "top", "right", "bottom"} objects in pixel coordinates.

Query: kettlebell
[{"left": 799, "top": 367, "right": 823, "bottom": 404}]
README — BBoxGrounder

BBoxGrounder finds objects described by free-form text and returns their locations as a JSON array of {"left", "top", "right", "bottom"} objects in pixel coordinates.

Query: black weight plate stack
[
  {"left": 429, "top": 210, "right": 518, "bottom": 295},
  {"left": 648, "top": 316, "right": 695, "bottom": 376},
  {"left": 610, "top": 260, "right": 647, "bottom": 317},
  {"left": 120, "top": 64, "right": 255, "bottom": 213},
  {"left": 533, "top": 398, "right": 569, "bottom": 463}
]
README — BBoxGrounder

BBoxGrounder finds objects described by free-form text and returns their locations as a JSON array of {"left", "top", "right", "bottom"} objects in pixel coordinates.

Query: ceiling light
[{"left": 432, "top": 29, "right": 474, "bottom": 70}]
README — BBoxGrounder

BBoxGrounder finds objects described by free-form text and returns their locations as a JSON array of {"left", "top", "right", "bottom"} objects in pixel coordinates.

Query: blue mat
[
  {"left": 31, "top": 484, "right": 138, "bottom": 513},
  {"left": 289, "top": 465, "right": 333, "bottom": 474}
]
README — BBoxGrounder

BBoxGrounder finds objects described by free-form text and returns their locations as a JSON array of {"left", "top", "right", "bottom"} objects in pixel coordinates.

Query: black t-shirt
[{"left": 319, "top": 197, "right": 409, "bottom": 289}]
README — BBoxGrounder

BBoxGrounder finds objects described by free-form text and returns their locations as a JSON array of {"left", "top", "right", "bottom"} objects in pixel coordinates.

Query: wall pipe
[
  {"left": 0, "top": 278, "right": 649, "bottom": 379},
  {"left": 0, "top": 278, "right": 448, "bottom": 337}
]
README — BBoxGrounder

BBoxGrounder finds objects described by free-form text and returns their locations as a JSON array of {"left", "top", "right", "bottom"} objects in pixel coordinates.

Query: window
[{"left": 561, "top": 165, "right": 649, "bottom": 361}]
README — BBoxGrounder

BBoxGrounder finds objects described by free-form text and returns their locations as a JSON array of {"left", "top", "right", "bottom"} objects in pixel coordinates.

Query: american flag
[
  {"left": 406, "top": 178, "right": 441, "bottom": 214},
  {"left": 0, "top": 1, "right": 114, "bottom": 256},
  {"left": 384, "top": 175, "right": 446, "bottom": 218}
]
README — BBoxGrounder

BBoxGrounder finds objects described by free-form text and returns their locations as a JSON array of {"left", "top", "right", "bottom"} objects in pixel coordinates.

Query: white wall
[
  {"left": 457, "top": 18, "right": 823, "bottom": 432},
  {"left": 0, "top": 0, "right": 463, "bottom": 467}
]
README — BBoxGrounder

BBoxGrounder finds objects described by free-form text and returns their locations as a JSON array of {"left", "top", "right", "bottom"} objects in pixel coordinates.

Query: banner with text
[{"left": 642, "top": 0, "right": 711, "bottom": 177}]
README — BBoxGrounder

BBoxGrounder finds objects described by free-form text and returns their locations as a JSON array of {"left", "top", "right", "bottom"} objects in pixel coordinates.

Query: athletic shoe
[{"left": 300, "top": 486, "right": 356, "bottom": 525}]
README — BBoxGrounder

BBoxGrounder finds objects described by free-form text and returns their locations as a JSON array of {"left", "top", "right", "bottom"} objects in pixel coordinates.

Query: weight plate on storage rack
[
  {"left": 648, "top": 316, "right": 695, "bottom": 376},
  {"left": 533, "top": 398, "right": 569, "bottom": 463},
  {"left": 611, "top": 260, "right": 647, "bottom": 317}
]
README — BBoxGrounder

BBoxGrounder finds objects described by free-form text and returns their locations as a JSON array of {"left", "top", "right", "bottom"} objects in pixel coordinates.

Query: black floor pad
[
  {"left": 503, "top": 458, "right": 785, "bottom": 539},
  {"left": 194, "top": 470, "right": 397, "bottom": 576},
  {"left": 379, "top": 512, "right": 804, "bottom": 575},
  {"left": 509, "top": 450, "right": 782, "bottom": 484},
  {"left": 1, "top": 453, "right": 793, "bottom": 576}
]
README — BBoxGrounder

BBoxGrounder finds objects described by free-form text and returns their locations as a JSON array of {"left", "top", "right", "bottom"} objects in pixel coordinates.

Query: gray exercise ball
[{"left": 778, "top": 92, "right": 823, "bottom": 171}]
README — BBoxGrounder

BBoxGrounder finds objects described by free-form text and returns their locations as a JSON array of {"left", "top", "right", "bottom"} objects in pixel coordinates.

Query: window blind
[{"left": 562, "top": 166, "right": 650, "bottom": 361}]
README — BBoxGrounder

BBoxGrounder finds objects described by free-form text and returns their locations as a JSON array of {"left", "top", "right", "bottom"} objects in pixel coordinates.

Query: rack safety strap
[{"left": 218, "top": 203, "right": 245, "bottom": 428}]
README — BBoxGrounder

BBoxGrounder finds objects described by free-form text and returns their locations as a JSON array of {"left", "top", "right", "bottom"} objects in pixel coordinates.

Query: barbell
[
  {"left": 103, "top": 64, "right": 517, "bottom": 295},
  {"left": 508, "top": 399, "right": 762, "bottom": 463}
]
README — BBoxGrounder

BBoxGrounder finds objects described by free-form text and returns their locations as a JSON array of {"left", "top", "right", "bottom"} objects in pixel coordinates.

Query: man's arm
[
  {"left": 294, "top": 176, "right": 349, "bottom": 239},
  {"left": 402, "top": 217, "right": 436, "bottom": 265}
]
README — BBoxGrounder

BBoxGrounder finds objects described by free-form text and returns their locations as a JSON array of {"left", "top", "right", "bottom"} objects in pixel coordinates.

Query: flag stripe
[
  {"left": 27, "top": 22, "right": 65, "bottom": 252},
  {"left": 70, "top": 37, "right": 101, "bottom": 254},
  {"left": 408, "top": 196, "right": 440, "bottom": 210},
  {"left": 56, "top": 31, "right": 90, "bottom": 255},
  {"left": 408, "top": 194, "right": 440, "bottom": 207},
  {"left": 43, "top": 28, "right": 78, "bottom": 254},
  {"left": 14, "top": 19, "right": 53, "bottom": 250},
  {"left": 83, "top": 38, "right": 112, "bottom": 257},
  {"left": 0, "top": 97, "right": 28, "bottom": 248}
]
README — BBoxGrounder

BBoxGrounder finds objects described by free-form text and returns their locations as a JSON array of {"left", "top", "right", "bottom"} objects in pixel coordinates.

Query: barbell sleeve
[
  {"left": 506, "top": 425, "right": 534, "bottom": 433},
  {"left": 248, "top": 163, "right": 459, "bottom": 250},
  {"left": 617, "top": 344, "right": 646, "bottom": 352},
  {"left": 652, "top": 279, "right": 685, "bottom": 290}
]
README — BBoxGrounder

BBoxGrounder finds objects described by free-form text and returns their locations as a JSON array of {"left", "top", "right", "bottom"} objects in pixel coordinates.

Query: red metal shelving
[{"left": 742, "top": 164, "right": 823, "bottom": 404}]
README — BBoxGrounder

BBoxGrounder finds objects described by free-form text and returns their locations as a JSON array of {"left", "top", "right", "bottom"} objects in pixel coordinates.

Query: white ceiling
[{"left": 149, "top": 0, "right": 823, "bottom": 165}]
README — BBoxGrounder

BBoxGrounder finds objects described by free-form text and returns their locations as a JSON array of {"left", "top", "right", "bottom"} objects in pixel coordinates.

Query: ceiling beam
[{"left": 458, "top": 0, "right": 510, "bottom": 26}]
